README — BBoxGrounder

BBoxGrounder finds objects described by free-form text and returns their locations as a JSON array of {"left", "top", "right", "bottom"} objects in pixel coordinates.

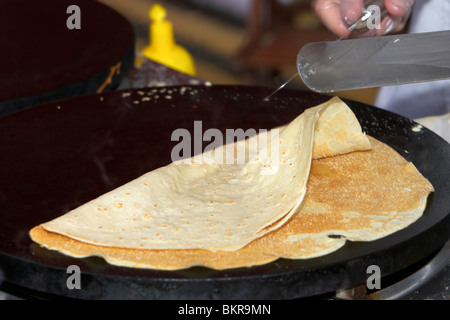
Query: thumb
[{"left": 340, "top": 0, "right": 365, "bottom": 23}]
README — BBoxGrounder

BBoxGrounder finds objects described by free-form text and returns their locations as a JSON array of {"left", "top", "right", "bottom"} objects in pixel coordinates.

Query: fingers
[
  {"left": 385, "top": 0, "right": 414, "bottom": 17},
  {"left": 340, "top": 0, "right": 365, "bottom": 24},
  {"left": 313, "top": 0, "right": 415, "bottom": 38},
  {"left": 371, "top": 0, "right": 414, "bottom": 36},
  {"left": 312, "top": 0, "right": 350, "bottom": 37}
]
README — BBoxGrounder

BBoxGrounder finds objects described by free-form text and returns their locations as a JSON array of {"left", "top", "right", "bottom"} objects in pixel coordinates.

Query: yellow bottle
[{"left": 141, "top": 4, "right": 196, "bottom": 76}]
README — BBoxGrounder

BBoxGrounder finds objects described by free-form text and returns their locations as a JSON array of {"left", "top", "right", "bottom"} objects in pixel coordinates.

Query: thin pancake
[
  {"left": 30, "top": 137, "right": 433, "bottom": 270},
  {"left": 32, "top": 97, "right": 371, "bottom": 253}
]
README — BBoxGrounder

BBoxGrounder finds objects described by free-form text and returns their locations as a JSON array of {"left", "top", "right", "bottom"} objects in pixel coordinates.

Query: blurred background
[{"left": 98, "top": 0, "right": 379, "bottom": 105}]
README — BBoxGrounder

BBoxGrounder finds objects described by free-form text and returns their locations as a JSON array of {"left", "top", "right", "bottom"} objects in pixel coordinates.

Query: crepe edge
[{"left": 29, "top": 190, "right": 431, "bottom": 271}]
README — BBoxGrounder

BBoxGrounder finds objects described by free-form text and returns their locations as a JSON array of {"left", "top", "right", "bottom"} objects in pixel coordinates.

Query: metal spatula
[{"left": 297, "top": 30, "right": 450, "bottom": 93}]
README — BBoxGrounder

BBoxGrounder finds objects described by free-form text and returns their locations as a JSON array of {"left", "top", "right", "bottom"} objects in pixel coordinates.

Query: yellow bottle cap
[{"left": 141, "top": 4, "right": 196, "bottom": 76}]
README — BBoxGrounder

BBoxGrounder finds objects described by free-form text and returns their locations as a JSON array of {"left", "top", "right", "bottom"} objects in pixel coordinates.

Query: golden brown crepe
[{"left": 29, "top": 97, "right": 433, "bottom": 270}]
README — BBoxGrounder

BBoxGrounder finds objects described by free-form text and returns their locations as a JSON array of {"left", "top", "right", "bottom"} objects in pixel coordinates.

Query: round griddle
[
  {"left": 0, "top": 85, "right": 449, "bottom": 299},
  {"left": 0, "top": 0, "right": 135, "bottom": 116}
]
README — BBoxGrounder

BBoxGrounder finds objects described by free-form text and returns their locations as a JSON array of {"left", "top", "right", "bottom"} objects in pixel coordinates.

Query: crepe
[
  {"left": 30, "top": 137, "right": 433, "bottom": 270},
  {"left": 30, "top": 97, "right": 370, "bottom": 253},
  {"left": 29, "top": 97, "right": 433, "bottom": 270}
]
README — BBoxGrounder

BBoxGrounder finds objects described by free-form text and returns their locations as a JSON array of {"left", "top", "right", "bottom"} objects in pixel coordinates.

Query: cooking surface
[
  {"left": 0, "top": 0, "right": 135, "bottom": 115},
  {"left": 0, "top": 85, "right": 448, "bottom": 299}
]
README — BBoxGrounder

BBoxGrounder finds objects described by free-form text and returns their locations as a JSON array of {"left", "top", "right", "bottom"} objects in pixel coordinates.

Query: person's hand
[{"left": 312, "top": 0, "right": 414, "bottom": 38}]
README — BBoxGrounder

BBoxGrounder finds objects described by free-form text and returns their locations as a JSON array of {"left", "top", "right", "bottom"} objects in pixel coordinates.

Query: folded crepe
[{"left": 29, "top": 97, "right": 433, "bottom": 270}]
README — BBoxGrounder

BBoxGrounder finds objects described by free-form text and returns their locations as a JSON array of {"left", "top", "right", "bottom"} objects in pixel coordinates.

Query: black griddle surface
[
  {"left": 0, "top": 85, "right": 448, "bottom": 299},
  {"left": 0, "top": 0, "right": 134, "bottom": 116}
]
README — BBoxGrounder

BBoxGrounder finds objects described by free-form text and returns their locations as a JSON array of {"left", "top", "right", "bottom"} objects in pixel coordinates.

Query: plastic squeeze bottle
[{"left": 141, "top": 4, "right": 196, "bottom": 76}]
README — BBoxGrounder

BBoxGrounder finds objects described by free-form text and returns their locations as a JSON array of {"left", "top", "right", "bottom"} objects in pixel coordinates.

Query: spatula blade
[{"left": 297, "top": 31, "right": 450, "bottom": 93}]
